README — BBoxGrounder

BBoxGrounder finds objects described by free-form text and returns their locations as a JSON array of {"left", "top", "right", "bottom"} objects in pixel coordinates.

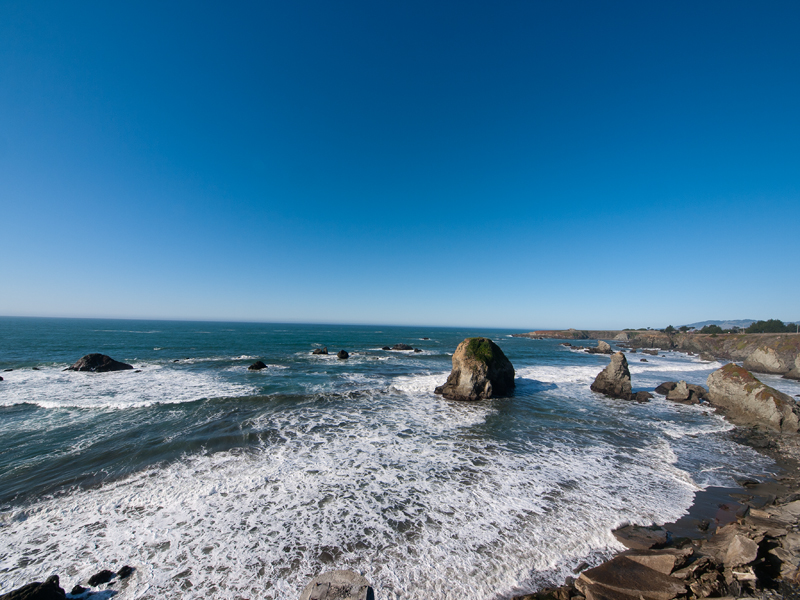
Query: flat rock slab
[
  {"left": 612, "top": 524, "right": 668, "bottom": 550},
  {"left": 577, "top": 556, "right": 686, "bottom": 600},
  {"left": 300, "top": 570, "right": 374, "bottom": 600}
]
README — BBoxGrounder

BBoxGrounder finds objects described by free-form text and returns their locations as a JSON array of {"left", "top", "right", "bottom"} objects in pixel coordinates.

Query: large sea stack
[
  {"left": 590, "top": 351, "right": 632, "bottom": 400},
  {"left": 707, "top": 364, "right": 800, "bottom": 432},
  {"left": 66, "top": 353, "right": 133, "bottom": 373},
  {"left": 434, "top": 337, "right": 515, "bottom": 401}
]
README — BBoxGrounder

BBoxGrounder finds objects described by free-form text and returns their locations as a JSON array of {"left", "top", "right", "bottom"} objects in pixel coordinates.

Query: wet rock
[
  {"left": 413, "top": 348, "right": 422, "bottom": 353},
  {"left": 666, "top": 381, "right": 702, "bottom": 405},
  {"left": 434, "top": 338, "right": 515, "bottom": 401},
  {"left": 633, "top": 391, "right": 653, "bottom": 402},
  {"left": 66, "top": 354, "right": 133, "bottom": 373},
  {"left": 69, "top": 585, "right": 86, "bottom": 595},
  {"left": 0, "top": 376, "right": 3, "bottom": 381},
  {"left": 247, "top": 361, "right": 267, "bottom": 370},
  {"left": 612, "top": 524, "right": 668, "bottom": 550},
  {"left": 707, "top": 364, "right": 800, "bottom": 432},
  {"left": 116, "top": 566, "right": 134, "bottom": 579},
  {"left": 422, "top": 337, "right": 430, "bottom": 340},
  {"left": 337, "top": 350, "right": 349, "bottom": 360},
  {"left": 312, "top": 347, "right": 328, "bottom": 355},
  {"left": 300, "top": 570, "right": 374, "bottom": 600},
  {"left": 590, "top": 352, "right": 632, "bottom": 400},
  {"left": 655, "top": 382, "right": 677, "bottom": 395},
  {"left": 87, "top": 570, "right": 115, "bottom": 586},
  {"left": 381, "top": 346, "right": 391, "bottom": 350},
  {"left": 3, "top": 368, "right": 12, "bottom": 371},
  {"left": 391, "top": 344, "right": 413, "bottom": 351},
  {"left": 0, "top": 575, "right": 65, "bottom": 600},
  {"left": 640, "top": 358, "right": 648, "bottom": 362}
]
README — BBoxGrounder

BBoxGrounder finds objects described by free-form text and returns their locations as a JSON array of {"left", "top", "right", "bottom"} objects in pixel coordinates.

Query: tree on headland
[
  {"left": 679, "top": 325, "right": 691, "bottom": 332},
  {"left": 664, "top": 325, "right": 676, "bottom": 335},
  {"left": 746, "top": 319, "right": 795, "bottom": 334},
  {"left": 699, "top": 324, "right": 724, "bottom": 334}
]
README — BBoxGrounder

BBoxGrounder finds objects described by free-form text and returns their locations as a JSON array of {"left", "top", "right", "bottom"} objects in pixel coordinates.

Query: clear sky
[{"left": 1, "top": 1, "right": 798, "bottom": 329}]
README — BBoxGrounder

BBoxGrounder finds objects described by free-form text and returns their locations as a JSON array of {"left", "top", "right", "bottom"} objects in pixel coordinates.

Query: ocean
[{"left": 1, "top": 317, "right": 798, "bottom": 599}]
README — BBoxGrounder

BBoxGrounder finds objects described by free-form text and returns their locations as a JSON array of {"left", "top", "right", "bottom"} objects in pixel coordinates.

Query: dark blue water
[{"left": 0, "top": 317, "right": 789, "bottom": 599}]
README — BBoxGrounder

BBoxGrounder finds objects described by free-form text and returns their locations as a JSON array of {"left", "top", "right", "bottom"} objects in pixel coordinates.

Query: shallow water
[{"left": 0, "top": 318, "right": 795, "bottom": 599}]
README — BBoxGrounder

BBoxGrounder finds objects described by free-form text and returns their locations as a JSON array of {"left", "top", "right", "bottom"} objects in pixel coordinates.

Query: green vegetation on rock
[{"left": 466, "top": 337, "right": 494, "bottom": 364}]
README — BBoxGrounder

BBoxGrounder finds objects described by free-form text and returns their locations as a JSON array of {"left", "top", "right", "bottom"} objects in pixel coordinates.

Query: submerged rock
[
  {"left": 247, "top": 361, "right": 267, "bottom": 370},
  {"left": 66, "top": 354, "right": 133, "bottom": 373},
  {"left": 590, "top": 352, "right": 632, "bottom": 400},
  {"left": 434, "top": 337, "right": 515, "bottom": 401},
  {"left": 707, "top": 364, "right": 800, "bottom": 432},
  {"left": 391, "top": 343, "right": 413, "bottom": 351},
  {"left": 0, "top": 575, "right": 65, "bottom": 600}
]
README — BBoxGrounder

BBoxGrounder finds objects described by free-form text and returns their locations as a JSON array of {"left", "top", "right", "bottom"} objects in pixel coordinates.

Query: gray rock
[
  {"left": 707, "top": 364, "right": 800, "bottom": 432},
  {"left": 655, "top": 382, "right": 677, "bottom": 395},
  {"left": 391, "top": 344, "right": 413, "bottom": 351},
  {"left": 666, "top": 380, "right": 701, "bottom": 405},
  {"left": 587, "top": 340, "right": 613, "bottom": 354},
  {"left": 66, "top": 354, "right": 133, "bottom": 373},
  {"left": 299, "top": 570, "right": 374, "bottom": 600},
  {"left": 743, "top": 346, "right": 788, "bottom": 374},
  {"left": 590, "top": 352, "right": 632, "bottom": 400},
  {"left": 434, "top": 338, "right": 515, "bottom": 401}
]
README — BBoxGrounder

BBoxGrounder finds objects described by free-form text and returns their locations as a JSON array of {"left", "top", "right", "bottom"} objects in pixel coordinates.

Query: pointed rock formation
[{"left": 590, "top": 352, "right": 632, "bottom": 400}]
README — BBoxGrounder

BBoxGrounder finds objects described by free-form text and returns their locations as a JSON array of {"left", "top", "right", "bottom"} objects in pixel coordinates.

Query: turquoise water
[{"left": 0, "top": 317, "right": 792, "bottom": 599}]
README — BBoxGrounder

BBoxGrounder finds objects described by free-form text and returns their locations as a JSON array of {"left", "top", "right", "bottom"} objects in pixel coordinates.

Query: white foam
[{"left": 0, "top": 365, "right": 257, "bottom": 409}]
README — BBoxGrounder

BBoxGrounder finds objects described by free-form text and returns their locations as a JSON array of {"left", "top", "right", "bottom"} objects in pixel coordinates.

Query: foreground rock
[
  {"left": 434, "top": 338, "right": 515, "bottom": 401},
  {"left": 590, "top": 352, "right": 632, "bottom": 400},
  {"left": 247, "top": 360, "right": 267, "bottom": 370},
  {"left": 0, "top": 575, "right": 65, "bottom": 600},
  {"left": 66, "top": 353, "right": 133, "bottom": 372},
  {"left": 707, "top": 364, "right": 800, "bottom": 432}
]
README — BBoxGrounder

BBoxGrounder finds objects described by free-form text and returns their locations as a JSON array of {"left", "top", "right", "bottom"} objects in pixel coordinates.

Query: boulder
[
  {"left": 699, "top": 352, "right": 716, "bottom": 362},
  {"left": 687, "top": 383, "right": 708, "bottom": 401},
  {"left": 666, "top": 381, "right": 702, "bottom": 405},
  {"left": 587, "top": 340, "right": 613, "bottom": 354},
  {"left": 117, "top": 566, "right": 134, "bottom": 579},
  {"left": 337, "top": 350, "right": 349, "bottom": 360},
  {"left": 391, "top": 344, "right": 413, "bottom": 351},
  {"left": 381, "top": 346, "right": 391, "bottom": 351},
  {"left": 707, "top": 364, "right": 800, "bottom": 432},
  {"left": 312, "top": 347, "right": 328, "bottom": 355},
  {"left": 655, "top": 382, "right": 677, "bottom": 395},
  {"left": 66, "top": 354, "right": 133, "bottom": 373},
  {"left": 0, "top": 376, "right": 3, "bottom": 381},
  {"left": 87, "top": 570, "right": 115, "bottom": 586},
  {"left": 590, "top": 352, "right": 632, "bottom": 400},
  {"left": 575, "top": 555, "right": 686, "bottom": 600},
  {"left": 434, "top": 338, "right": 515, "bottom": 401},
  {"left": 0, "top": 575, "right": 65, "bottom": 600},
  {"left": 743, "top": 346, "right": 787, "bottom": 374},
  {"left": 413, "top": 348, "right": 422, "bottom": 353},
  {"left": 247, "top": 361, "right": 267, "bottom": 370},
  {"left": 612, "top": 524, "right": 668, "bottom": 550},
  {"left": 633, "top": 391, "right": 653, "bottom": 402}
]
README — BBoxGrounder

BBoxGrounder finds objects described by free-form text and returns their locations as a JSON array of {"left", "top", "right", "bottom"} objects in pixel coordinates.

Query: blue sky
[{"left": 1, "top": 1, "right": 798, "bottom": 329}]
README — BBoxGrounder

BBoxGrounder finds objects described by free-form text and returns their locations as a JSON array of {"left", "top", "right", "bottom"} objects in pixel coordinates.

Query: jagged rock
[
  {"left": 337, "top": 350, "right": 349, "bottom": 360},
  {"left": 576, "top": 555, "right": 686, "bottom": 600},
  {"left": 391, "top": 344, "right": 413, "bottom": 351},
  {"left": 623, "top": 548, "right": 693, "bottom": 575},
  {"left": 299, "top": 570, "right": 373, "bottom": 600},
  {"left": 312, "top": 347, "right": 328, "bottom": 355},
  {"left": 87, "top": 570, "right": 115, "bottom": 586},
  {"left": 66, "top": 354, "right": 133, "bottom": 373},
  {"left": 247, "top": 361, "right": 267, "bottom": 370},
  {"left": 743, "top": 346, "right": 788, "bottom": 374},
  {"left": 666, "top": 381, "right": 702, "bottom": 405},
  {"left": 413, "top": 348, "right": 422, "bottom": 353},
  {"left": 707, "top": 364, "right": 800, "bottom": 432},
  {"left": 612, "top": 524, "right": 668, "bottom": 550},
  {"left": 587, "top": 340, "right": 613, "bottom": 354},
  {"left": 434, "top": 338, "right": 515, "bottom": 401},
  {"left": 590, "top": 352, "right": 632, "bottom": 400},
  {"left": 655, "top": 382, "right": 677, "bottom": 395},
  {"left": 0, "top": 576, "right": 65, "bottom": 600},
  {"left": 116, "top": 566, "right": 134, "bottom": 579}
]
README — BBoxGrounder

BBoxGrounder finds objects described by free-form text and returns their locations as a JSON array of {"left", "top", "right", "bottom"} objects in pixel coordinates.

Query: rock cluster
[
  {"left": 1, "top": 567, "right": 134, "bottom": 600},
  {"left": 312, "top": 347, "right": 328, "bottom": 355},
  {"left": 66, "top": 353, "right": 133, "bottom": 373},
  {"left": 434, "top": 338, "right": 515, "bottom": 401},
  {"left": 586, "top": 340, "right": 613, "bottom": 355}
]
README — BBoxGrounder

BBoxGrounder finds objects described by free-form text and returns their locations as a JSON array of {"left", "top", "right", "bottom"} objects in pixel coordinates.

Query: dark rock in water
[
  {"left": 0, "top": 575, "right": 65, "bottom": 600},
  {"left": 0, "top": 376, "right": 3, "bottom": 381},
  {"left": 32, "top": 367, "right": 39, "bottom": 370},
  {"left": 3, "top": 368, "right": 12, "bottom": 371},
  {"left": 655, "top": 382, "right": 677, "bottom": 395},
  {"left": 575, "top": 555, "right": 686, "bottom": 600},
  {"left": 337, "top": 350, "right": 349, "bottom": 359},
  {"left": 633, "top": 391, "right": 653, "bottom": 402},
  {"left": 641, "top": 349, "right": 658, "bottom": 356},
  {"left": 590, "top": 352, "right": 632, "bottom": 400},
  {"left": 134, "top": 369, "right": 141, "bottom": 373},
  {"left": 173, "top": 359, "right": 179, "bottom": 363},
  {"left": 434, "top": 338, "right": 515, "bottom": 401},
  {"left": 381, "top": 346, "right": 391, "bottom": 351},
  {"left": 312, "top": 347, "right": 328, "bottom": 355},
  {"left": 69, "top": 585, "right": 86, "bottom": 595},
  {"left": 561, "top": 343, "right": 572, "bottom": 347},
  {"left": 116, "top": 566, "right": 134, "bottom": 579},
  {"left": 413, "top": 348, "right": 422, "bottom": 353},
  {"left": 247, "top": 361, "right": 267, "bottom": 370},
  {"left": 640, "top": 358, "right": 648, "bottom": 362},
  {"left": 87, "top": 570, "right": 115, "bottom": 586},
  {"left": 391, "top": 343, "right": 413, "bottom": 351},
  {"left": 666, "top": 380, "right": 703, "bottom": 405},
  {"left": 699, "top": 352, "right": 715, "bottom": 362},
  {"left": 67, "top": 354, "right": 133, "bottom": 373},
  {"left": 422, "top": 337, "right": 430, "bottom": 340}
]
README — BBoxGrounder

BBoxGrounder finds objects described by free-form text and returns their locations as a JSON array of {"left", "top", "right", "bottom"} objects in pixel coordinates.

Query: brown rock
[
  {"left": 434, "top": 338, "right": 515, "bottom": 401},
  {"left": 66, "top": 353, "right": 133, "bottom": 373},
  {"left": 612, "top": 524, "right": 668, "bottom": 550},
  {"left": 576, "top": 556, "right": 686, "bottom": 600},
  {"left": 633, "top": 391, "right": 653, "bottom": 402},
  {"left": 337, "top": 350, "right": 349, "bottom": 360},
  {"left": 590, "top": 353, "right": 632, "bottom": 400}
]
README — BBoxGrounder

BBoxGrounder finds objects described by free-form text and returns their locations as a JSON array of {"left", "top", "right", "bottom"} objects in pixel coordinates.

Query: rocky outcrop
[
  {"left": 707, "top": 364, "right": 800, "bottom": 432},
  {"left": 247, "top": 361, "right": 267, "bottom": 370},
  {"left": 614, "top": 332, "right": 629, "bottom": 341},
  {"left": 590, "top": 352, "right": 632, "bottom": 400},
  {"left": 66, "top": 354, "right": 133, "bottom": 373},
  {"left": 784, "top": 355, "right": 800, "bottom": 381},
  {"left": 0, "top": 575, "right": 65, "bottom": 599},
  {"left": 300, "top": 570, "right": 373, "bottom": 600},
  {"left": 586, "top": 340, "right": 613, "bottom": 354},
  {"left": 312, "top": 347, "right": 328, "bottom": 355},
  {"left": 665, "top": 381, "right": 706, "bottom": 405},
  {"left": 390, "top": 344, "right": 413, "bottom": 351},
  {"left": 743, "top": 346, "right": 787, "bottom": 374},
  {"left": 337, "top": 350, "right": 349, "bottom": 360},
  {"left": 434, "top": 338, "right": 515, "bottom": 401}
]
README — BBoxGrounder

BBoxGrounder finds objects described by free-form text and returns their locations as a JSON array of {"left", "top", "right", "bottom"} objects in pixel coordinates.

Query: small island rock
[
  {"left": 391, "top": 343, "right": 413, "bottom": 351},
  {"left": 590, "top": 352, "right": 632, "bottom": 400},
  {"left": 707, "top": 364, "right": 800, "bottom": 432},
  {"left": 587, "top": 340, "right": 613, "bottom": 354},
  {"left": 247, "top": 361, "right": 267, "bottom": 370},
  {"left": 66, "top": 354, "right": 133, "bottom": 373},
  {"left": 337, "top": 350, "right": 349, "bottom": 359},
  {"left": 312, "top": 347, "right": 328, "bottom": 355},
  {"left": 434, "top": 337, "right": 515, "bottom": 401}
]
